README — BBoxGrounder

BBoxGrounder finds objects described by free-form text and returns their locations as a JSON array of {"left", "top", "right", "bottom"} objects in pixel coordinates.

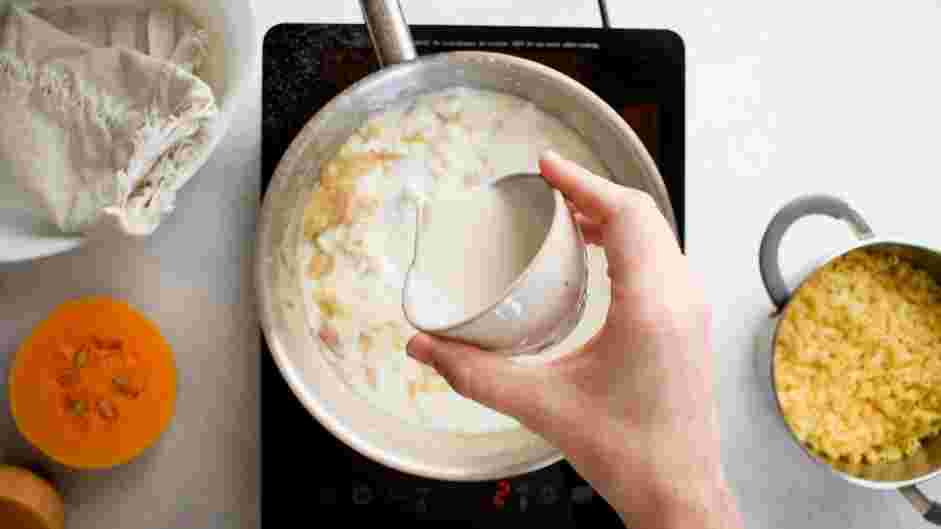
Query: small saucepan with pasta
[{"left": 760, "top": 194, "right": 941, "bottom": 524}]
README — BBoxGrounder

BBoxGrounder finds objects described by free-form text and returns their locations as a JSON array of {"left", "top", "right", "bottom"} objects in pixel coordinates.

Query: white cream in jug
[
  {"left": 405, "top": 182, "right": 552, "bottom": 329},
  {"left": 296, "top": 87, "right": 612, "bottom": 433}
]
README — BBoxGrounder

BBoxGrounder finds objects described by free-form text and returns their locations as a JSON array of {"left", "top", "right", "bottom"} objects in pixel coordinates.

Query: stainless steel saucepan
[
  {"left": 255, "top": 0, "right": 678, "bottom": 480},
  {"left": 760, "top": 194, "right": 941, "bottom": 524}
]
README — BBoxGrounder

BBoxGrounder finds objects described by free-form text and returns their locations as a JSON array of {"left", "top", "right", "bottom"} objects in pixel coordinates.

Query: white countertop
[{"left": 1, "top": 1, "right": 939, "bottom": 528}]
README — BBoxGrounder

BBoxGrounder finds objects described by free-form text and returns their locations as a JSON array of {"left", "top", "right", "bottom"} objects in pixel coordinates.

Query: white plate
[
  {"left": 0, "top": 0, "right": 258, "bottom": 263},
  {"left": 0, "top": 183, "right": 84, "bottom": 263}
]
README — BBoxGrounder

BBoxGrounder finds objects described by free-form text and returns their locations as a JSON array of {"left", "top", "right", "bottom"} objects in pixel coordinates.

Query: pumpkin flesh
[{"left": 9, "top": 297, "right": 177, "bottom": 469}]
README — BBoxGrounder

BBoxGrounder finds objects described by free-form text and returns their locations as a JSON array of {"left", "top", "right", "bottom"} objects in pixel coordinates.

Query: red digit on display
[{"left": 493, "top": 480, "right": 511, "bottom": 508}]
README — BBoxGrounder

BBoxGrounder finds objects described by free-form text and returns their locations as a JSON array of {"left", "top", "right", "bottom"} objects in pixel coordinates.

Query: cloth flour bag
[{"left": 0, "top": 3, "right": 218, "bottom": 236}]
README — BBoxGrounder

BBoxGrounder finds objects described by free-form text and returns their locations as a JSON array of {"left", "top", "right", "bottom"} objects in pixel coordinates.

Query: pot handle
[
  {"left": 759, "top": 194, "right": 873, "bottom": 310},
  {"left": 359, "top": 0, "right": 418, "bottom": 67},
  {"left": 900, "top": 485, "right": 941, "bottom": 525}
]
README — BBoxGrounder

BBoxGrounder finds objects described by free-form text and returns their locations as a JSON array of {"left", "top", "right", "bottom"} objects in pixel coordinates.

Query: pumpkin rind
[{"left": 0, "top": 465, "right": 65, "bottom": 529}]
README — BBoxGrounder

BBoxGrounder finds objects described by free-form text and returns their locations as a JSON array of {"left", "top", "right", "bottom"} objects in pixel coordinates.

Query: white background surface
[{"left": 1, "top": 0, "right": 940, "bottom": 528}]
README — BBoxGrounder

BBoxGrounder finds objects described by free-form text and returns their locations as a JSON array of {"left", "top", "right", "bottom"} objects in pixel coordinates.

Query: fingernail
[
  {"left": 541, "top": 149, "right": 562, "bottom": 163},
  {"left": 406, "top": 334, "right": 434, "bottom": 364}
]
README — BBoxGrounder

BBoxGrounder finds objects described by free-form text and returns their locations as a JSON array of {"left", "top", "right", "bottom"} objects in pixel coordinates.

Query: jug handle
[
  {"left": 901, "top": 485, "right": 941, "bottom": 525},
  {"left": 758, "top": 194, "right": 873, "bottom": 311},
  {"left": 359, "top": 0, "right": 418, "bottom": 67}
]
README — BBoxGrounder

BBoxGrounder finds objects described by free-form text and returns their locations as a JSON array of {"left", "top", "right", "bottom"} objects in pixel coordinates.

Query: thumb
[{"left": 406, "top": 333, "right": 550, "bottom": 422}]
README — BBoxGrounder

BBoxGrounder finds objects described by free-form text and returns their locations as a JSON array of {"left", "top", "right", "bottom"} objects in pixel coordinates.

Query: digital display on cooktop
[{"left": 262, "top": 24, "right": 685, "bottom": 527}]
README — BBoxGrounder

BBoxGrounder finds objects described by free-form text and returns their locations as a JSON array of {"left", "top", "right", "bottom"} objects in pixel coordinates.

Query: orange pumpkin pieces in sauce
[{"left": 9, "top": 297, "right": 177, "bottom": 470}]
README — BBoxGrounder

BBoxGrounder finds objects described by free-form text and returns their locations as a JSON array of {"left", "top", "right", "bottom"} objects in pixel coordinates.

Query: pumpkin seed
[
  {"left": 56, "top": 369, "right": 79, "bottom": 387},
  {"left": 93, "top": 337, "right": 123, "bottom": 350},
  {"left": 73, "top": 347, "right": 89, "bottom": 369},
  {"left": 59, "top": 344, "right": 76, "bottom": 362},
  {"left": 97, "top": 399, "right": 117, "bottom": 420},
  {"left": 69, "top": 398, "right": 86, "bottom": 416},
  {"left": 112, "top": 375, "right": 140, "bottom": 398}
]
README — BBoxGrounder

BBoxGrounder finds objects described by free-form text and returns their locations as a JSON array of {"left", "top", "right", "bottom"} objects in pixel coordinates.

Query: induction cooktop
[{"left": 262, "top": 21, "right": 685, "bottom": 528}]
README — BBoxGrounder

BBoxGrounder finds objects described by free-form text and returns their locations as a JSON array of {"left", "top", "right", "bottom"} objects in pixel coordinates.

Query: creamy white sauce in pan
[{"left": 297, "top": 87, "right": 611, "bottom": 433}]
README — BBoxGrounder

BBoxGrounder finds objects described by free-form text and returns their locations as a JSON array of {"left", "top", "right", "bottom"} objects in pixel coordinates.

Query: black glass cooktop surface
[{"left": 262, "top": 23, "right": 685, "bottom": 527}]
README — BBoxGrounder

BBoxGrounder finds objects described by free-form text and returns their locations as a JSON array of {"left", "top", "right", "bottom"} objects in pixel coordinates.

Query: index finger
[
  {"left": 539, "top": 150, "right": 626, "bottom": 223},
  {"left": 540, "top": 150, "right": 682, "bottom": 286}
]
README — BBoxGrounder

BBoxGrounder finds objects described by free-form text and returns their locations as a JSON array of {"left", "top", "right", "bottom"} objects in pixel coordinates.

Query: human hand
[{"left": 406, "top": 151, "right": 742, "bottom": 529}]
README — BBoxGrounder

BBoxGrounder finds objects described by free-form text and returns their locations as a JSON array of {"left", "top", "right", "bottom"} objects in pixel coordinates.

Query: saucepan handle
[
  {"left": 359, "top": 0, "right": 419, "bottom": 67},
  {"left": 758, "top": 194, "right": 874, "bottom": 311},
  {"left": 900, "top": 485, "right": 941, "bottom": 525}
]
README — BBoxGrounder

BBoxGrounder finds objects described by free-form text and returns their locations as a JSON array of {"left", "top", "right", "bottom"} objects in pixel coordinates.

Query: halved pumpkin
[{"left": 9, "top": 296, "right": 177, "bottom": 470}]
